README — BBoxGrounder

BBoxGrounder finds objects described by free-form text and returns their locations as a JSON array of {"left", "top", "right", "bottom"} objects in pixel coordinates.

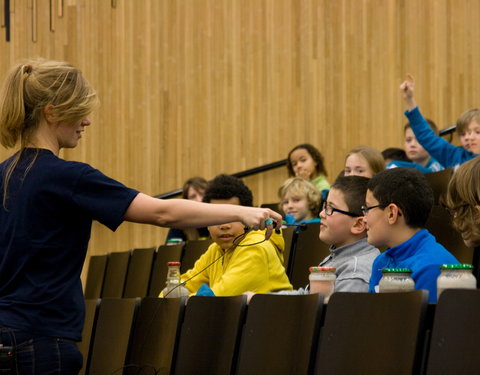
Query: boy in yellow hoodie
[{"left": 180, "top": 174, "right": 293, "bottom": 296}]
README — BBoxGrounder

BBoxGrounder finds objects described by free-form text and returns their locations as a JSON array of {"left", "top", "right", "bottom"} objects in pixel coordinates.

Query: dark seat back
[
  {"left": 77, "top": 299, "right": 100, "bottom": 375},
  {"left": 424, "top": 168, "right": 453, "bottom": 204},
  {"left": 123, "top": 247, "right": 156, "bottom": 298},
  {"left": 314, "top": 291, "right": 428, "bottom": 375},
  {"left": 288, "top": 222, "right": 330, "bottom": 289},
  {"left": 236, "top": 293, "right": 324, "bottom": 375},
  {"left": 426, "top": 289, "right": 480, "bottom": 375},
  {"left": 84, "top": 254, "right": 108, "bottom": 299},
  {"left": 425, "top": 205, "right": 472, "bottom": 264},
  {"left": 148, "top": 244, "right": 184, "bottom": 297},
  {"left": 126, "top": 297, "right": 186, "bottom": 375},
  {"left": 87, "top": 298, "right": 140, "bottom": 375},
  {"left": 101, "top": 250, "right": 131, "bottom": 298},
  {"left": 174, "top": 296, "right": 247, "bottom": 375},
  {"left": 180, "top": 239, "right": 213, "bottom": 273}
]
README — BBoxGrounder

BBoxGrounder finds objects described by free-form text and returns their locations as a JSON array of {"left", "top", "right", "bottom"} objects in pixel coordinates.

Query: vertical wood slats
[{"left": 0, "top": 0, "right": 479, "bottom": 256}]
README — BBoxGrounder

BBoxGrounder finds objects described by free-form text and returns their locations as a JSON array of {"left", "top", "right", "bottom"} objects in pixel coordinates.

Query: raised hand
[{"left": 399, "top": 74, "right": 417, "bottom": 110}]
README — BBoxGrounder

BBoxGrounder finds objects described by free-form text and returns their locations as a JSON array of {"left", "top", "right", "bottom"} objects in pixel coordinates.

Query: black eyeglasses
[
  {"left": 322, "top": 202, "right": 361, "bottom": 217},
  {"left": 361, "top": 204, "right": 388, "bottom": 215}
]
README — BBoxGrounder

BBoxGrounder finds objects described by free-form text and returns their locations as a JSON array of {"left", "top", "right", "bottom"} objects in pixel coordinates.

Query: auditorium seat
[
  {"left": 77, "top": 299, "right": 99, "bottom": 375},
  {"left": 87, "top": 298, "right": 140, "bottom": 375},
  {"left": 281, "top": 226, "right": 295, "bottom": 269},
  {"left": 260, "top": 202, "right": 282, "bottom": 215},
  {"left": 180, "top": 239, "right": 213, "bottom": 273},
  {"left": 287, "top": 222, "right": 330, "bottom": 289},
  {"left": 123, "top": 246, "right": 156, "bottom": 298},
  {"left": 126, "top": 297, "right": 186, "bottom": 375},
  {"left": 101, "top": 250, "right": 131, "bottom": 298},
  {"left": 424, "top": 168, "right": 453, "bottom": 204},
  {"left": 174, "top": 295, "right": 247, "bottom": 375},
  {"left": 83, "top": 254, "right": 108, "bottom": 299},
  {"left": 426, "top": 289, "right": 480, "bottom": 375},
  {"left": 313, "top": 291, "right": 428, "bottom": 375},
  {"left": 425, "top": 205, "right": 472, "bottom": 264},
  {"left": 235, "top": 293, "right": 324, "bottom": 375},
  {"left": 148, "top": 243, "right": 184, "bottom": 297}
]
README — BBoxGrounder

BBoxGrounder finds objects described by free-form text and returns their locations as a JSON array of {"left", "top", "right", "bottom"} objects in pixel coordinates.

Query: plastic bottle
[
  {"left": 378, "top": 268, "right": 415, "bottom": 293},
  {"left": 437, "top": 264, "right": 477, "bottom": 300},
  {"left": 162, "top": 261, "right": 190, "bottom": 298}
]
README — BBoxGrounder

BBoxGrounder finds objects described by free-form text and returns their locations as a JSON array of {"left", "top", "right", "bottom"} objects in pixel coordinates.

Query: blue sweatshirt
[
  {"left": 404, "top": 107, "right": 477, "bottom": 168},
  {"left": 369, "top": 229, "right": 459, "bottom": 302}
]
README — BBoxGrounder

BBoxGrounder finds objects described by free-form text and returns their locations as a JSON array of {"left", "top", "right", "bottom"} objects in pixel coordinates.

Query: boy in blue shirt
[
  {"left": 400, "top": 74, "right": 480, "bottom": 168},
  {"left": 364, "top": 167, "right": 459, "bottom": 302}
]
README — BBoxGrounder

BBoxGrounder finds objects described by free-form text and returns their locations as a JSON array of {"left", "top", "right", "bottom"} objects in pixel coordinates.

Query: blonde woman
[{"left": 0, "top": 58, "right": 281, "bottom": 374}]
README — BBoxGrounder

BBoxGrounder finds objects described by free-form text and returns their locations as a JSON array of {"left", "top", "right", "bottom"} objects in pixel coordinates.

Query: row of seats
[
  {"left": 84, "top": 207, "right": 476, "bottom": 301},
  {"left": 79, "top": 289, "right": 480, "bottom": 375},
  {"left": 84, "top": 224, "right": 334, "bottom": 299}
]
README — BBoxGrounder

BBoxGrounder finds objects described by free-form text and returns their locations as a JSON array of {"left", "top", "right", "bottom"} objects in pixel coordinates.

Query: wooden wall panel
[{"left": 1, "top": 0, "right": 480, "bottom": 264}]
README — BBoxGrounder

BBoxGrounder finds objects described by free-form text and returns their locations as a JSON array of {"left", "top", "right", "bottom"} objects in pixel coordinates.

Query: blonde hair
[
  {"left": 445, "top": 157, "right": 480, "bottom": 246},
  {"left": 456, "top": 109, "right": 480, "bottom": 135},
  {"left": 346, "top": 146, "right": 385, "bottom": 176},
  {"left": 0, "top": 58, "right": 98, "bottom": 207},
  {"left": 278, "top": 177, "right": 321, "bottom": 216}
]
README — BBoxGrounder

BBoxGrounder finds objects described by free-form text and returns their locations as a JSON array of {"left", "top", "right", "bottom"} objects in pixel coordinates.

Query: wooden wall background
[{"left": 0, "top": 0, "right": 479, "bottom": 267}]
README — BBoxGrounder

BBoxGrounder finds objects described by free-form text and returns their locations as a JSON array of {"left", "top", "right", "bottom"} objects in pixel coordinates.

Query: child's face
[
  {"left": 289, "top": 148, "right": 317, "bottom": 180},
  {"left": 207, "top": 197, "right": 245, "bottom": 250},
  {"left": 362, "top": 189, "right": 389, "bottom": 247},
  {"left": 281, "top": 193, "right": 312, "bottom": 222},
  {"left": 319, "top": 188, "right": 359, "bottom": 247},
  {"left": 344, "top": 153, "right": 374, "bottom": 178},
  {"left": 404, "top": 128, "right": 429, "bottom": 164},
  {"left": 459, "top": 120, "right": 480, "bottom": 155},
  {"left": 187, "top": 187, "right": 205, "bottom": 202}
]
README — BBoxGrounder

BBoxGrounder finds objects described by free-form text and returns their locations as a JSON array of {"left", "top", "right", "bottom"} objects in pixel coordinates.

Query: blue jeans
[{"left": 0, "top": 327, "right": 83, "bottom": 375}]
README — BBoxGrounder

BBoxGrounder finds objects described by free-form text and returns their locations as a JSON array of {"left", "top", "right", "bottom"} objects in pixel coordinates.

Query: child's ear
[
  {"left": 386, "top": 204, "right": 402, "bottom": 224},
  {"left": 351, "top": 216, "right": 366, "bottom": 234}
]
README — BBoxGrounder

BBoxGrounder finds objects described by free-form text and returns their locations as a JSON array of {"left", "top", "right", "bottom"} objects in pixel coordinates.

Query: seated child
[
  {"left": 445, "top": 157, "right": 480, "bottom": 248},
  {"left": 387, "top": 120, "right": 444, "bottom": 173},
  {"left": 165, "top": 176, "right": 210, "bottom": 243},
  {"left": 400, "top": 75, "right": 479, "bottom": 168},
  {"left": 364, "top": 167, "right": 459, "bottom": 302},
  {"left": 178, "top": 174, "right": 293, "bottom": 296},
  {"left": 344, "top": 146, "right": 385, "bottom": 178},
  {"left": 274, "top": 176, "right": 380, "bottom": 295},
  {"left": 287, "top": 143, "right": 330, "bottom": 192},
  {"left": 382, "top": 147, "right": 409, "bottom": 166},
  {"left": 278, "top": 177, "right": 320, "bottom": 226}
]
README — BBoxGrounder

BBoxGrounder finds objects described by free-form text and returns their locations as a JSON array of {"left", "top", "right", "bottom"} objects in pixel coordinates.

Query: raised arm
[
  {"left": 399, "top": 74, "right": 417, "bottom": 111},
  {"left": 123, "top": 193, "right": 282, "bottom": 239}
]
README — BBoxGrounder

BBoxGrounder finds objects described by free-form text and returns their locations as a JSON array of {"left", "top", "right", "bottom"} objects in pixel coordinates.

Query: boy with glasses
[
  {"left": 271, "top": 176, "right": 379, "bottom": 296},
  {"left": 364, "top": 167, "right": 459, "bottom": 302}
]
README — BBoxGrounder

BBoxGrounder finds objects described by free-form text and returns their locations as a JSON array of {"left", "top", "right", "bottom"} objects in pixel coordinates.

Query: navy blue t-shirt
[{"left": 0, "top": 149, "right": 139, "bottom": 340}]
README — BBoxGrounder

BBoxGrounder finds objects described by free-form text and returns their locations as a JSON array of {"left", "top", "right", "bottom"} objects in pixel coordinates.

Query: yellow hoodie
[{"left": 180, "top": 229, "right": 293, "bottom": 296}]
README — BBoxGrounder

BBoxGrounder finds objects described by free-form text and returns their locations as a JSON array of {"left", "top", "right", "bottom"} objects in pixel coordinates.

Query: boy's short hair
[
  {"left": 367, "top": 167, "right": 433, "bottom": 228},
  {"left": 331, "top": 176, "right": 370, "bottom": 216},
  {"left": 404, "top": 118, "right": 439, "bottom": 135},
  {"left": 203, "top": 174, "right": 253, "bottom": 207},
  {"left": 278, "top": 177, "right": 321, "bottom": 215},
  {"left": 456, "top": 108, "right": 480, "bottom": 134},
  {"left": 381, "top": 147, "right": 409, "bottom": 162}
]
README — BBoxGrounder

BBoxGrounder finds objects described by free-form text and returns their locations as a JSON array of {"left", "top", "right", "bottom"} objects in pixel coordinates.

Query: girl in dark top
[{"left": 0, "top": 58, "right": 281, "bottom": 375}]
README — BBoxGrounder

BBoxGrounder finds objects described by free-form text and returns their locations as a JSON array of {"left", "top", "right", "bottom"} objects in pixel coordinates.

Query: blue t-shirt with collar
[{"left": 0, "top": 149, "right": 139, "bottom": 340}]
